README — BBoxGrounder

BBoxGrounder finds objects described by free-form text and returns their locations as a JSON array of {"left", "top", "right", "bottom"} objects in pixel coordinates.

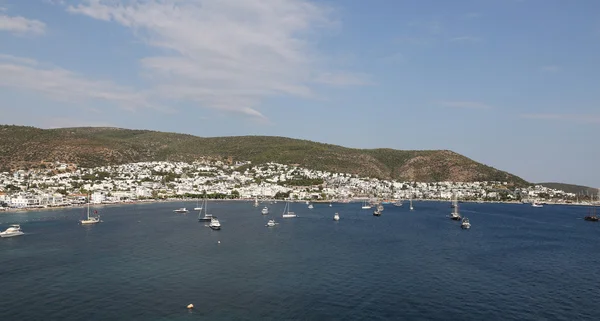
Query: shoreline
[{"left": 2, "top": 198, "right": 596, "bottom": 214}]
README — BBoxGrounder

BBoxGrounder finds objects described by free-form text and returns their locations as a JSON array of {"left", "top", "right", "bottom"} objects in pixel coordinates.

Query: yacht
[
  {"left": 81, "top": 199, "right": 101, "bottom": 225},
  {"left": 282, "top": 200, "right": 297, "bottom": 218},
  {"left": 174, "top": 208, "right": 189, "bottom": 213},
  {"left": 261, "top": 206, "right": 269, "bottom": 215},
  {"left": 266, "top": 219, "right": 277, "bottom": 227},
  {"left": 373, "top": 209, "right": 382, "bottom": 216},
  {"left": 333, "top": 213, "right": 340, "bottom": 221},
  {"left": 0, "top": 224, "right": 24, "bottom": 238},
  {"left": 461, "top": 217, "right": 471, "bottom": 229},
  {"left": 531, "top": 202, "right": 543, "bottom": 208},
  {"left": 361, "top": 200, "right": 372, "bottom": 210},
  {"left": 308, "top": 204, "right": 314, "bottom": 209},
  {"left": 209, "top": 217, "right": 221, "bottom": 230},
  {"left": 198, "top": 198, "right": 212, "bottom": 221}
]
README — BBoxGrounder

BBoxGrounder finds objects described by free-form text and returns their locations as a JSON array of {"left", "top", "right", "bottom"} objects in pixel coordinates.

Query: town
[{"left": 0, "top": 160, "right": 589, "bottom": 210}]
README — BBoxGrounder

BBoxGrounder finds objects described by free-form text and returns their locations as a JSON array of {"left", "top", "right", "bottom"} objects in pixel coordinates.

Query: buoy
[{"left": 187, "top": 304, "right": 194, "bottom": 309}]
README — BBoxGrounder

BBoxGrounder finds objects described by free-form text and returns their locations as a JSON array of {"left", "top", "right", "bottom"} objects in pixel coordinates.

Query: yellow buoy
[{"left": 187, "top": 304, "right": 194, "bottom": 309}]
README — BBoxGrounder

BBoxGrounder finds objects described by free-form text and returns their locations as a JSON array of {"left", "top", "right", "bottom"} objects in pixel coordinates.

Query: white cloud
[
  {"left": 0, "top": 54, "right": 154, "bottom": 111},
  {"left": 540, "top": 65, "right": 560, "bottom": 72},
  {"left": 0, "top": 11, "right": 46, "bottom": 35},
  {"left": 521, "top": 113, "right": 600, "bottom": 124},
  {"left": 438, "top": 101, "right": 493, "bottom": 110},
  {"left": 65, "top": 0, "right": 368, "bottom": 119}
]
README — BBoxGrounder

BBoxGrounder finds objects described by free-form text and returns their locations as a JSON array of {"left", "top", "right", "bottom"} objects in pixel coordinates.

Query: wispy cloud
[
  {"left": 0, "top": 54, "right": 155, "bottom": 111},
  {"left": 438, "top": 101, "right": 493, "bottom": 110},
  {"left": 448, "top": 36, "right": 482, "bottom": 43},
  {"left": 0, "top": 10, "right": 46, "bottom": 35},
  {"left": 521, "top": 113, "right": 600, "bottom": 124},
  {"left": 540, "top": 65, "right": 560, "bottom": 72},
  {"left": 63, "top": 0, "right": 369, "bottom": 120}
]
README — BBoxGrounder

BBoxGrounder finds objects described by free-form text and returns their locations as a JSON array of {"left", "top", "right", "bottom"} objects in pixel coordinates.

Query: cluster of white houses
[{"left": 0, "top": 161, "right": 587, "bottom": 209}]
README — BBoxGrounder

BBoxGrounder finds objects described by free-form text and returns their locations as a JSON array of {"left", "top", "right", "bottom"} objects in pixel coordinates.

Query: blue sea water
[{"left": 0, "top": 201, "right": 599, "bottom": 320}]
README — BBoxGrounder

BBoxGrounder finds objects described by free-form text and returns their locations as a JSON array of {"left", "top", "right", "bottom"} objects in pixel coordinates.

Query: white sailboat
[
  {"left": 194, "top": 198, "right": 203, "bottom": 211},
  {"left": 254, "top": 196, "right": 259, "bottom": 207},
  {"left": 81, "top": 196, "right": 101, "bottom": 225},
  {"left": 361, "top": 200, "right": 371, "bottom": 209},
  {"left": 409, "top": 198, "right": 414, "bottom": 211},
  {"left": 198, "top": 198, "right": 212, "bottom": 221},
  {"left": 282, "top": 200, "right": 297, "bottom": 218},
  {"left": 450, "top": 195, "right": 461, "bottom": 220}
]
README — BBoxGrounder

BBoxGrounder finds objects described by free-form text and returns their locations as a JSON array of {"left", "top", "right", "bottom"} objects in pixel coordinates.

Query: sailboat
[
  {"left": 81, "top": 196, "right": 101, "bottom": 224},
  {"left": 361, "top": 200, "right": 371, "bottom": 210},
  {"left": 450, "top": 195, "right": 461, "bottom": 220},
  {"left": 198, "top": 197, "right": 212, "bottom": 222},
  {"left": 282, "top": 200, "right": 297, "bottom": 218},
  {"left": 254, "top": 196, "right": 259, "bottom": 207},
  {"left": 584, "top": 206, "right": 598, "bottom": 222},
  {"left": 409, "top": 198, "right": 414, "bottom": 211},
  {"left": 194, "top": 198, "right": 203, "bottom": 211}
]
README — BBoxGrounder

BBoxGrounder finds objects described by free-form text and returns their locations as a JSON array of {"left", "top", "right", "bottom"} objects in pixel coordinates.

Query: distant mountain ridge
[
  {"left": 537, "top": 182, "right": 598, "bottom": 195},
  {"left": 0, "top": 125, "right": 528, "bottom": 185}
]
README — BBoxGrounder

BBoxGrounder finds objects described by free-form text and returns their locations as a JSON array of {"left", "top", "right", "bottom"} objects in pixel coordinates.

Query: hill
[
  {"left": 537, "top": 182, "right": 599, "bottom": 196},
  {"left": 0, "top": 125, "right": 528, "bottom": 185}
]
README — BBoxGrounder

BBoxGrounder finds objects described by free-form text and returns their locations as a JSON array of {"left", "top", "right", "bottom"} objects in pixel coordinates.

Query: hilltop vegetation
[
  {"left": 0, "top": 125, "right": 528, "bottom": 185},
  {"left": 537, "top": 182, "right": 598, "bottom": 196}
]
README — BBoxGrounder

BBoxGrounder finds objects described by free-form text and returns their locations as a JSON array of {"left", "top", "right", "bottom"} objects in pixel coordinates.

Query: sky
[{"left": 0, "top": 0, "right": 599, "bottom": 187}]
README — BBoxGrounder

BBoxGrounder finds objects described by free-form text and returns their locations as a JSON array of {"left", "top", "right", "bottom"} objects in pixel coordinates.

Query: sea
[{"left": 0, "top": 201, "right": 599, "bottom": 321}]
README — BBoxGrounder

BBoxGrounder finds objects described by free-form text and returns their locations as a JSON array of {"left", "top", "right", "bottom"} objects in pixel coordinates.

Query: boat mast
[{"left": 87, "top": 194, "right": 90, "bottom": 220}]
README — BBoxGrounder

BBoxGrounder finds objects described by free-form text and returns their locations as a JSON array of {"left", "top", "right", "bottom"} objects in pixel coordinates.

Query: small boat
[
  {"left": 308, "top": 204, "right": 314, "bottom": 209},
  {"left": 282, "top": 200, "right": 297, "bottom": 218},
  {"left": 377, "top": 204, "right": 384, "bottom": 212},
  {"left": 531, "top": 202, "right": 543, "bottom": 208},
  {"left": 329, "top": 202, "right": 332, "bottom": 207},
  {"left": 266, "top": 219, "right": 277, "bottom": 227},
  {"left": 409, "top": 198, "right": 414, "bottom": 211},
  {"left": 393, "top": 200, "right": 403, "bottom": 207},
  {"left": 461, "top": 217, "right": 471, "bottom": 229},
  {"left": 373, "top": 210, "right": 382, "bottom": 216},
  {"left": 0, "top": 224, "right": 24, "bottom": 238},
  {"left": 305, "top": 201, "right": 310, "bottom": 205},
  {"left": 361, "top": 200, "right": 371, "bottom": 210},
  {"left": 450, "top": 195, "right": 461, "bottom": 220},
  {"left": 194, "top": 199, "right": 203, "bottom": 211},
  {"left": 333, "top": 213, "right": 340, "bottom": 221},
  {"left": 261, "top": 206, "right": 269, "bottom": 215},
  {"left": 209, "top": 217, "right": 221, "bottom": 230},
  {"left": 174, "top": 208, "right": 189, "bottom": 213},
  {"left": 198, "top": 198, "right": 212, "bottom": 221},
  {"left": 254, "top": 196, "right": 259, "bottom": 207},
  {"left": 81, "top": 198, "right": 101, "bottom": 224},
  {"left": 584, "top": 207, "right": 598, "bottom": 222}
]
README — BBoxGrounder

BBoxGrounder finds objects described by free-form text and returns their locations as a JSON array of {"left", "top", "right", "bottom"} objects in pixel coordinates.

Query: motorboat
[
  {"left": 531, "top": 202, "right": 543, "bottom": 208},
  {"left": 373, "top": 210, "right": 382, "bottom": 216},
  {"left": 209, "top": 217, "right": 221, "bottom": 230},
  {"left": 174, "top": 208, "right": 189, "bottom": 213},
  {"left": 333, "top": 213, "right": 340, "bottom": 221},
  {"left": 377, "top": 204, "right": 384, "bottom": 212},
  {"left": 308, "top": 204, "right": 314, "bottom": 209},
  {"left": 0, "top": 224, "right": 24, "bottom": 238},
  {"left": 261, "top": 206, "right": 269, "bottom": 215},
  {"left": 266, "top": 219, "right": 277, "bottom": 227},
  {"left": 393, "top": 200, "right": 403, "bottom": 207},
  {"left": 461, "top": 217, "right": 471, "bottom": 229}
]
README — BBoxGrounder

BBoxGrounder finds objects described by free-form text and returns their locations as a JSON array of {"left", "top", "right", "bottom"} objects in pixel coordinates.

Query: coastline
[{"left": 2, "top": 198, "right": 595, "bottom": 214}]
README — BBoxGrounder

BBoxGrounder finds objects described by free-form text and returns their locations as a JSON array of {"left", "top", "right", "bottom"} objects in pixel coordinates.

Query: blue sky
[{"left": 1, "top": 0, "right": 599, "bottom": 187}]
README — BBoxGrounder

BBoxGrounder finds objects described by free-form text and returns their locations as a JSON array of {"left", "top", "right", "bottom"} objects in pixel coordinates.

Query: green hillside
[{"left": 0, "top": 125, "right": 528, "bottom": 185}]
